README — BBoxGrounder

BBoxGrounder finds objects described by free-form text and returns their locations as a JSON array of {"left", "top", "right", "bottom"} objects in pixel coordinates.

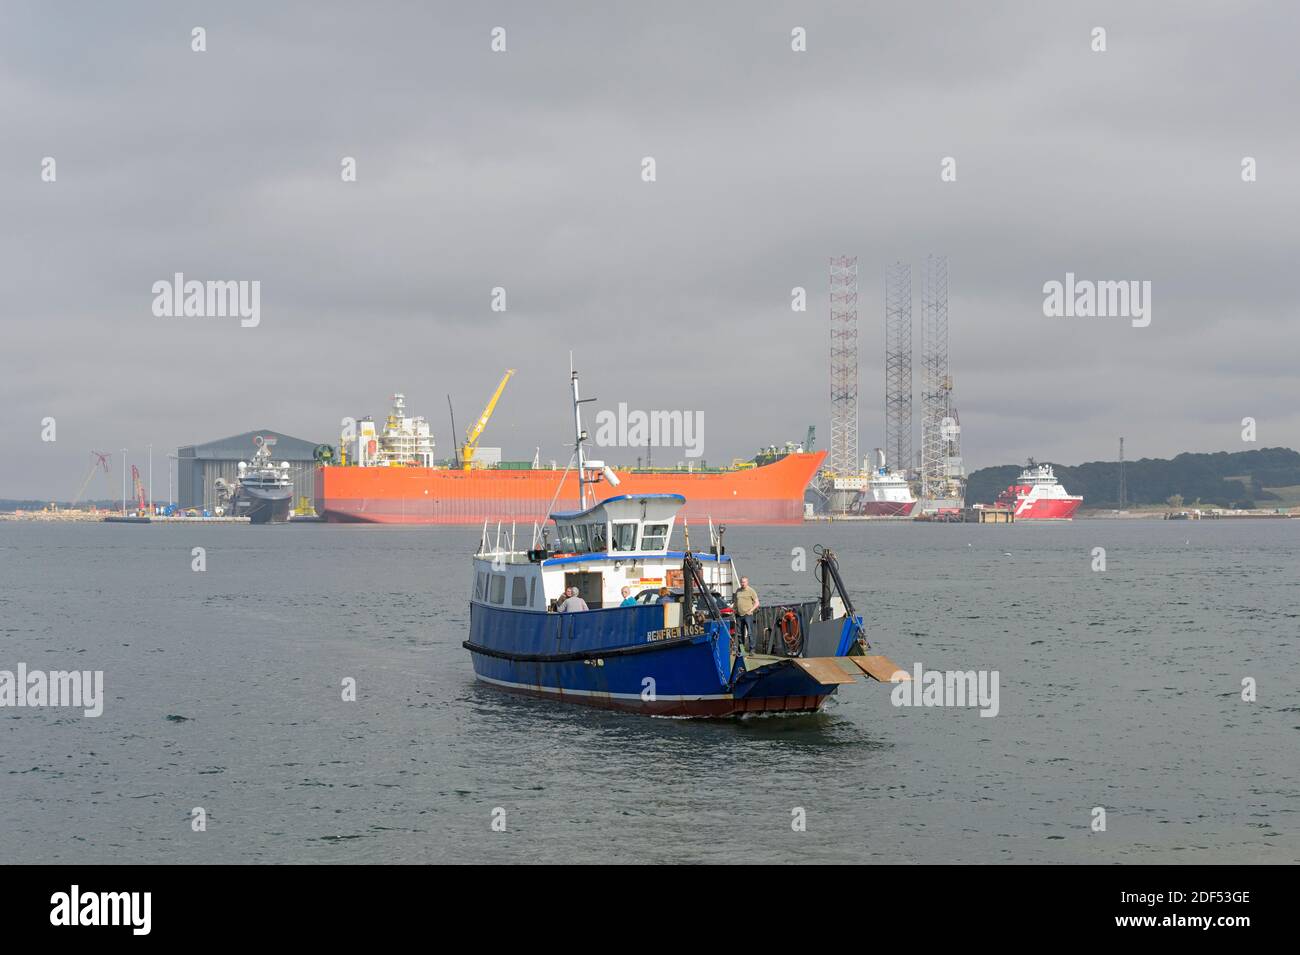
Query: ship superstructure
[{"left": 345, "top": 393, "right": 436, "bottom": 468}]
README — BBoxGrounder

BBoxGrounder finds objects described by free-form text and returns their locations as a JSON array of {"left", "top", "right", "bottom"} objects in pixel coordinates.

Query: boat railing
[
  {"left": 472, "top": 548, "right": 535, "bottom": 566},
  {"left": 478, "top": 520, "right": 535, "bottom": 563}
]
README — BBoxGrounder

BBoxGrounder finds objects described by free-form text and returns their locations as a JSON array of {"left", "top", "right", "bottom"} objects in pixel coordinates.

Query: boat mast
[{"left": 571, "top": 361, "right": 593, "bottom": 509}]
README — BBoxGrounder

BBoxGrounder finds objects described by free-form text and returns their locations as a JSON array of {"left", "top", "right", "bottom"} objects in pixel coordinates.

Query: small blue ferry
[{"left": 461, "top": 368, "right": 907, "bottom": 717}]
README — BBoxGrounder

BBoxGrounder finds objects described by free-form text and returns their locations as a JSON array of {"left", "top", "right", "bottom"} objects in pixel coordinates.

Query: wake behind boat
[{"left": 461, "top": 367, "right": 908, "bottom": 717}]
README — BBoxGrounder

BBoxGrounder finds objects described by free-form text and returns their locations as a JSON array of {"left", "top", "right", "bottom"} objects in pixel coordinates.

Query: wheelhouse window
[
  {"left": 511, "top": 576, "right": 528, "bottom": 607},
  {"left": 640, "top": 523, "right": 669, "bottom": 550},
  {"left": 573, "top": 524, "right": 591, "bottom": 553},
  {"left": 556, "top": 524, "right": 576, "bottom": 552},
  {"left": 611, "top": 522, "right": 637, "bottom": 552},
  {"left": 588, "top": 522, "right": 607, "bottom": 552},
  {"left": 529, "top": 577, "right": 537, "bottom": 607},
  {"left": 475, "top": 571, "right": 487, "bottom": 599},
  {"left": 489, "top": 574, "right": 506, "bottom": 604}
]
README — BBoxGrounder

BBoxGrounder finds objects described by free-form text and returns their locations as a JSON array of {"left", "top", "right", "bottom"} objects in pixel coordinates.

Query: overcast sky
[{"left": 3, "top": 1, "right": 1298, "bottom": 499}]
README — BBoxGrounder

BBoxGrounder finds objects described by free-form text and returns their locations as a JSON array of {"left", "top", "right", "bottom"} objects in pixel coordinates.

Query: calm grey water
[{"left": 1, "top": 519, "right": 1296, "bottom": 864}]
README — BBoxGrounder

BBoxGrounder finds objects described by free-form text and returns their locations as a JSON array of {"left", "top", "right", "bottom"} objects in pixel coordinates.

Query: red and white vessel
[
  {"left": 860, "top": 466, "right": 917, "bottom": 517},
  {"left": 994, "top": 462, "right": 1082, "bottom": 520}
]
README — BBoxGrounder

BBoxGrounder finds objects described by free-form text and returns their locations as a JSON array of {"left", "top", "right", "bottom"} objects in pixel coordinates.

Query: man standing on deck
[
  {"left": 733, "top": 576, "right": 760, "bottom": 652},
  {"left": 619, "top": 586, "right": 637, "bottom": 607},
  {"left": 558, "top": 586, "right": 589, "bottom": 612}
]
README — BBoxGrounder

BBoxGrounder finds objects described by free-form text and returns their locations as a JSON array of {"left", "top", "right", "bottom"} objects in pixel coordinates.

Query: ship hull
[
  {"left": 1015, "top": 497, "right": 1082, "bottom": 520},
  {"left": 233, "top": 488, "right": 293, "bottom": 525},
  {"left": 315, "top": 452, "right": 824, "bottom": 525},
  {"left": 859, "top": 500, "right": 915, "bottom": 517},
  {"left": 464, "top": 601, "right": 836, "bottom": 717},
  {"left": 471, "top": 674, "right": 829, "bottom": 716}
]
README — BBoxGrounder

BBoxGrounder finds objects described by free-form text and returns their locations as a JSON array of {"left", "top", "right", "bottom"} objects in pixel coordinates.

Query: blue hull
[{"left": 464, "top": 602, "right": 844, "bottom": 717}]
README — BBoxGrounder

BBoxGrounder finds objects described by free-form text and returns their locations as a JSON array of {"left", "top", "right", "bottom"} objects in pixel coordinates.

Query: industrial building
[{"left": 177, "top": 430, "right": 321, "bottom": 511}]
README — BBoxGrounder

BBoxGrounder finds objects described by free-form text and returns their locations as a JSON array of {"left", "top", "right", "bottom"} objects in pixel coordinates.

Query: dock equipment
[
  {"left": 462, "top": 369, "right": 515, "bottom": 470},
  {"left": 131, "top": 465, "right": 147, "bottom": 513},
  {"left": 72, "top": 450, "right": 112, "bottom": 507}
]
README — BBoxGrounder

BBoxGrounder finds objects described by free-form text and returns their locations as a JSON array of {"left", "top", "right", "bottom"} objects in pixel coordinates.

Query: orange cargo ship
[{"left": 314, "top": 452, "right": 824, "bottom": 525}]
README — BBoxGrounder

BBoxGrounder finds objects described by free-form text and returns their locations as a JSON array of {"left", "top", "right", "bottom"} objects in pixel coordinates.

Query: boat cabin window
[
  {"left": 475, "top": 571, "right": 487, "bottom": 600},
  {"left": 588, "top": 522, "right": 607, "bottom": 551},
  {"left": 511, "top": 576, "right": 528, "bottom": 607},
  {"left": 611, "top": 522, "right": 637, "bottom": 552},
  {"left": 489, "top": 574, "right": 506, "bottom": 604},
  {"left": 529, "top": 577, "right": 537, "bottom": 608},
  {"left": 556, "top": 524, "right": 576, "bottom": 552},
  {"left": 640, "top": 522, "right": 669, "bottom": 550},
  {"left": 574, "top": 524, "right": 591, "bottom": 553}
]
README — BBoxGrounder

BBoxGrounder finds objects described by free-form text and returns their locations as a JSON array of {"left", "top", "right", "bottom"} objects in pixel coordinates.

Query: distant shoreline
[{"left": 1080, "top": 506, "right": 1297, "bottom": 520}]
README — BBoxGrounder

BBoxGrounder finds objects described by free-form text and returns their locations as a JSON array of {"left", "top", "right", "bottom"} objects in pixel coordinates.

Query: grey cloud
[{"left": 2, "top": 1, "right": 1298, "bottom": 497}]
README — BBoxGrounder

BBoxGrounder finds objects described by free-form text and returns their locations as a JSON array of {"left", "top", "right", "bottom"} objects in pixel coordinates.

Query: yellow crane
[{"left": 462, "top": 369, "right": 515, "bottom": 470}]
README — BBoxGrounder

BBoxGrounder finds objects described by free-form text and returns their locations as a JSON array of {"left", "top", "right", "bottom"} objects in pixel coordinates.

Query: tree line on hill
[{"left": 966, "top": 447, "right": 1300, "bottom": 509}]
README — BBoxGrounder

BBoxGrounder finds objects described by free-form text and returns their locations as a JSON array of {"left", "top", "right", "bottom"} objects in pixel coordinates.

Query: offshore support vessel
[
  {"left": 992, "top": 461, "right": 1083, "bottom": 520},
  {"left": 460, "top": 367, "right": 908, "bottom": 717},
  {"left": 230, "top": 436, "right": 294, "bottom": 524}
]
